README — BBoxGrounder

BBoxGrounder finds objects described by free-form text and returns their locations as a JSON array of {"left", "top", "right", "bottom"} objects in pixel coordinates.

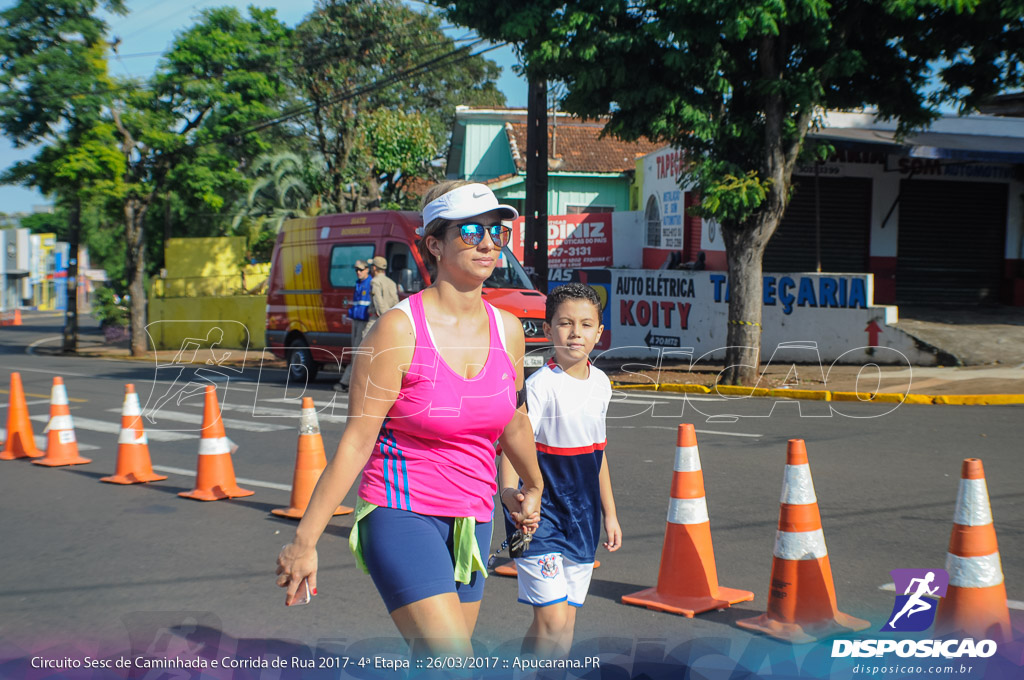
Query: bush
[{"left": 93, "top": 286, "right": 128, "bottom": 329}]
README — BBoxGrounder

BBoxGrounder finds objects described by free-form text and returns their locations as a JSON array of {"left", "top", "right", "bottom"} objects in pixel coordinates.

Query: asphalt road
[{"left": 1, "top": 316, "right": 1022, "bottom": 678}]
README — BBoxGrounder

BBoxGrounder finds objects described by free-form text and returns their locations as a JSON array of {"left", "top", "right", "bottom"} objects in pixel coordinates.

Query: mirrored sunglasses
[{"left": 456, "top": 223, "right": 512, "bottom": 248}]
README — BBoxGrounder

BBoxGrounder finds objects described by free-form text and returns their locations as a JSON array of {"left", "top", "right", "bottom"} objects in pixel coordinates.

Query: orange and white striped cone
[
  {"left": 101, "top": 384, "right": 167, "bottom": 484},
  {"left": 34, "top": 377, "right": 91, "bottom": 467},
  {"left": 1, "top": 371, "right": 43, "bottom": 460},
  {"left": 933, "top": 458, "right": 1012, "bottom": 642},
  {"left": 494, "top": 559, "right": 600, "bottom": 577},
  {"left": 272, "top": 397, "right": 352, "bottom": 519},
  {"left": 621, "top": 424, "right": 753, "bottom": 616},
  {"left": 736, "top": 440, "right": 869, "bottom": 643},
  {"left": 179, "top": 385, "right": 253, "bottom": 501}
]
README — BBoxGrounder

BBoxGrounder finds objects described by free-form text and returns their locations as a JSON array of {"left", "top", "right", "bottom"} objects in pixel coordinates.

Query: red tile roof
[{"left": 504, "top": 120, "right": 661, "bottom": 174}]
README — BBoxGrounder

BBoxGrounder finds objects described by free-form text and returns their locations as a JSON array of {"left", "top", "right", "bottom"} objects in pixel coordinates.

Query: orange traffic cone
[
  {"left": 622, "top": 424, "right": 753, "bottom": 616},
  {"left": 494, "top": 559, "right": 600, "bottom": 578},
  {"left": 101, "top": 384, "right": 167, "bottom": 484},
  {"left": 34, "top": 377, "right": 91, "bottom": 467},
  {"left": 736, "top": 439, "right": 869, "bottom": 643},
  {"left": 13, "top": 309, "right": 21, "bottom": 325},
  {"left": 179, "top": 385, "right": 253, "bottom": 501},
  {"left": 272, "top": 397, "right": 352, "bottom": 519},
  {"left": 1, "top": 372, "right": 43, "bottom": 460},
  {"left": 933, "top": 458, "right": 1012, "bottom": 642}
]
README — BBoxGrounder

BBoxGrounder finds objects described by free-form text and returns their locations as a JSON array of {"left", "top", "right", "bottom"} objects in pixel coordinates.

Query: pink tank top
[{"left": 357, "top": 292, "right": 517, "bottom": 522}]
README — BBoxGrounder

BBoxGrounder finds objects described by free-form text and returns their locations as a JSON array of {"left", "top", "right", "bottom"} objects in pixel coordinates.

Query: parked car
[{"left": 266, "top": 211, "right": 551, "bottom": 382}]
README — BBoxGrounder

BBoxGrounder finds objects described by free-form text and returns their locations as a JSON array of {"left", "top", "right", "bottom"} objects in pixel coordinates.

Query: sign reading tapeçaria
[{"left": 560, "top": 269, "right": 937, "bottom": 364}]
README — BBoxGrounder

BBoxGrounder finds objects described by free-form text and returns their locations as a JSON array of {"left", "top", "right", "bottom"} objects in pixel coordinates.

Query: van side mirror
[{"left": 400, "top": 268, "right": 421, "bottom": 294}]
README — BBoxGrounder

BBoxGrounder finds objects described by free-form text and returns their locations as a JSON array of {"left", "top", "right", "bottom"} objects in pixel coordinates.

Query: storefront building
[{"left": 636, "top": 111, "right": 1024, "bottom": 305}]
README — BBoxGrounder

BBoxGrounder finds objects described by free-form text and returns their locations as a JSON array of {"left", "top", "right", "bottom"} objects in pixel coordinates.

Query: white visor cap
[{"left": 419, "top": 183, "right": 519, "bottom": 236}]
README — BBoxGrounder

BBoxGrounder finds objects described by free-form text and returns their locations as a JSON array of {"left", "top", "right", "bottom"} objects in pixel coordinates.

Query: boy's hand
[
  {"left": 502, "top": 486, "right": 541, "bottom": 534},
  {"left": 603, "top": 516, "right": 622, "bottom": 552}
]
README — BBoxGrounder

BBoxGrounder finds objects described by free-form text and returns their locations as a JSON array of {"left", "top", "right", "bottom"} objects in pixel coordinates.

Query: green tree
[
  {"left": 437, "top": 0, "right": 1024, "bottom": 384},
  {"left": 231, "top": 150, "right": 331, "bottom": 235},
  {"left": 290, "top": 0, "right": 504, "bottom": 212},
  {"left": 0, "top": 0, "right": 128, "bottom": 350},
  {"left": 109, "top": 6, "right": 291, "bottom": 356}
]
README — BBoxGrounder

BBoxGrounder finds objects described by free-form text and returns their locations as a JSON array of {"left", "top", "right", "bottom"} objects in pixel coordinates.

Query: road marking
[
  {"left": 0, "top": 428, "right": 99, "bottom": 451},
  {"left": 607, "top": 424, "right": 761, "bottom": 438},
  {"left": 0, "top": 386, "right": 88, "bottom": 402},
  {"left": 29, "top": 414, "right": 193, "bottom": 442},
  {"left": 878, "top": 583, "right": 1023, "bottom": 610},
  {"left": 151, "top": 465, "right": 290, "bottom": 492},
  {"left": 107, "top": 408, "right": 292, "bottom": 433},
  {"left": 177, "top": 399, "right": 349, "bottom": 423},
  {"left": 612, "top": 395, "right": 725, "bottom": 405}
]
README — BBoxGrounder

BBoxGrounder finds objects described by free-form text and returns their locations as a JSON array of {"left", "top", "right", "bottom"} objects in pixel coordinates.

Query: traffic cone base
[
  {"left": 271, "top": 397, "right": 350, "bottom": 518},
  {"left": 180, "top": 385, "right": 253, "bottom": 501},
  {"left": 101, "top": 384, "right": 167, "bottom": 485},
  {"left": 34, "top": 378, "right": 91, "bottom": 467},
  {"left": 0, "top": 431, "right": 43, "bottom": 459},
  {"left": 933, "top": 459, "right": 1013, "bottom": 643},
  {"left": 736, "top": 439, "right": 868, "bottom": 643},
  {"left": 2, "top": 372, "right": 43, "bottom": 459},
  {"left": 736, "top": 610, "right": 870, "bottom": 646},
  {"left": 621, "top": 424, "right": 751, "bottom": 616},
  {"left": 622, "top": 584, "right": 753, "bottom": 618},
  {"left": 622, "top": 520, "right": 753, "bottom": 616},
  {"left": 736, "top": 556, "right": 869, "bottom": 643},
  {"left": 271, "top": 504, "right": 353, "bottom": 519},
  {"left": 179, "top": 452, "right": 253, "bottom": 501},
  {"left": 493, "top": 560, "right": 601, "bottom": 578},
  {"left": 935, "top": 583, "right": 1012, "bottom": 641},
  {"left": 103, "top": 469, "right": 168, "bottom": 484}
]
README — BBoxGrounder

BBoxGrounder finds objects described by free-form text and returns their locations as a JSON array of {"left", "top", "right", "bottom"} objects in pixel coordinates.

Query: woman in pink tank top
[{"left": 277, "top": 181, "right": 544, "bottom": 658}]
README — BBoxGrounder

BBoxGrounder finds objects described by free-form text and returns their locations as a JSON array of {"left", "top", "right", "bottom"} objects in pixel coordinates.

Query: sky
[{"left": 0, "top": 0, "right": 528, "bottom": 214}]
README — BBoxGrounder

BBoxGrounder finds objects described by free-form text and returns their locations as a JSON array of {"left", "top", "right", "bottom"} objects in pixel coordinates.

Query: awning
[
  {"left": 812, "top": 111, "right": 1024, "bottom": 164},
  {"left": 812, "top": 128, "right": 1024, "bottom": 164}
]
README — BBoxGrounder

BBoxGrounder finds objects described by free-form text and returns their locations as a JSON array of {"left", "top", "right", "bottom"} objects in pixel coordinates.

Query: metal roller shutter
[
  {"left": 764, "top": 176, "right": 872, "bottom": 273},
  {"left": 896, "top": 180, "right": 1007, "bottom": 304}
]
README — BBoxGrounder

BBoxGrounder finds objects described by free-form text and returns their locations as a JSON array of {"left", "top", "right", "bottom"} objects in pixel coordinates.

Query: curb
[{"left": 610, "top": 382, "right": 1024, "bottom": 406}]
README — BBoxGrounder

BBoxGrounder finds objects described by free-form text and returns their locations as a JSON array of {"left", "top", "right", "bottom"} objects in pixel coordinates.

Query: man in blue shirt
[{"left": 335, "top": 260, "right": 372, "bottom": 392}]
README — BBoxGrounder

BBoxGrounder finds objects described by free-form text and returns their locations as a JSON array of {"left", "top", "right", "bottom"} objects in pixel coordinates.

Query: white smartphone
[{"left": 289, "top": 579, "right": 312, "bottom": 607}]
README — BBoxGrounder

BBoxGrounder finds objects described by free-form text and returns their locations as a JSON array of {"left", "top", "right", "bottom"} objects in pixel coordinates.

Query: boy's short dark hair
[{"left": 545, "top": 282, "right": 602, "bottom": 324}]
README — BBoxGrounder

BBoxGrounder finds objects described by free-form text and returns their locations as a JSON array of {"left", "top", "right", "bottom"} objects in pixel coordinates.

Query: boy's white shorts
[{"left": 514, "top": 553, "right": 595, "bottom": 607}]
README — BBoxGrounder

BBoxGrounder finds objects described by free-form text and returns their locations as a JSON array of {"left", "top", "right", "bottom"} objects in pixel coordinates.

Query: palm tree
[{"left": 231, "top": 150, "right": 332, "bottom": 235}]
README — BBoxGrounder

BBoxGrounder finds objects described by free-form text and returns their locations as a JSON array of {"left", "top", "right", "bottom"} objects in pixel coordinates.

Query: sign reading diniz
[{"left": 510, "top": 214, "right": 613, "bottom": 269}]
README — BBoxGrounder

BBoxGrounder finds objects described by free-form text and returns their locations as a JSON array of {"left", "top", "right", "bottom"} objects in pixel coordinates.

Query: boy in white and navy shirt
[{"left": 499, "top": 283, "right": 622, "bottom": 658}]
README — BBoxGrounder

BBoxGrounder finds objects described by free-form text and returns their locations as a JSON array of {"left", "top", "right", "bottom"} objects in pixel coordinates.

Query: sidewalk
[
  {"left": 601, "top": 360, "right": 1024, "bottom": 405},
  {"left": 37, "top": 338, "right": 1024, "bottom": 404}
]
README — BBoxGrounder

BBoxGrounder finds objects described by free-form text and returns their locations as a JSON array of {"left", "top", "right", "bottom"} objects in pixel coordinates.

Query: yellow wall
[
  {"left": 161, "top": 237, "right": 246, "bottom": 296},
  {"left": 147, "top": 295, "right": 266, "bottom": 350}
]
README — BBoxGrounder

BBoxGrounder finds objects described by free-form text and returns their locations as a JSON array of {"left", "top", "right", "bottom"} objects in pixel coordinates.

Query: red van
[{"left": 266, "top": 211, "right": 551, "bottom": 382}]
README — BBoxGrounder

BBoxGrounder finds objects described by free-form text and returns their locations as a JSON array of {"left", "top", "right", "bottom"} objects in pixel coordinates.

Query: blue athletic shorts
[{"left": 359, "top": 506, "right": 491, "bottom": 613}]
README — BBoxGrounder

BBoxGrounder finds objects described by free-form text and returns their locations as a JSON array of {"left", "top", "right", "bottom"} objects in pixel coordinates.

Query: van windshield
[{"left": 485, "top": 248, "right": 535, "bottom": 290}]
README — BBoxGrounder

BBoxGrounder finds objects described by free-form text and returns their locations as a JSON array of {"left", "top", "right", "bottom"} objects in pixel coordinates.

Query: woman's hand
[
  {"left": 501, "top": 486, "right": 541, "bottom": 534},
  {"left": 503, "top": 485, "right": 544, "bottom": 532},
  {"left": 276, "top": 541, "right": 319, "bottom": 606}
]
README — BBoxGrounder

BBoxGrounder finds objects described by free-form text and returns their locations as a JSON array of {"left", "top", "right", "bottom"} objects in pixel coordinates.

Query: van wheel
[{"left": 286, "top": 338, "right": 319, "bottom": 383}]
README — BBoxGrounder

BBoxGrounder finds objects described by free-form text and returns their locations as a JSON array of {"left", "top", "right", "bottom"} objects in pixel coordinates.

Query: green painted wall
[{"left": 462, "top": 122, "right": 515, "bottom": 180}]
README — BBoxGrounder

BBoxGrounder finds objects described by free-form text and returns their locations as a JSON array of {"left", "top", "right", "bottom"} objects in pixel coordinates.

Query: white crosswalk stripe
[
  {"left": 152, "top": 465, "right": 291, "bottom": 492},
  {"left": 0, "top": 428, "right": 99, "bottom": 451},
  {"left": 29, "top": 414, "right": 193, "bottom": 442},
  {"left": 107, "top": 408, "right": 292, "bottom": 433},
  {"left": 175, "top": 399, "right": 349, "bottom": 423}
]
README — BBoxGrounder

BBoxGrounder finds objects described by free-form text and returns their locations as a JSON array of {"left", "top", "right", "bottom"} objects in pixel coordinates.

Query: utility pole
[
  {"left": 62, "top": 199, "right": 80, "bottom": 353},
  {"left": 524, "top": 77, "right": 548, "bottom": 292}
]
